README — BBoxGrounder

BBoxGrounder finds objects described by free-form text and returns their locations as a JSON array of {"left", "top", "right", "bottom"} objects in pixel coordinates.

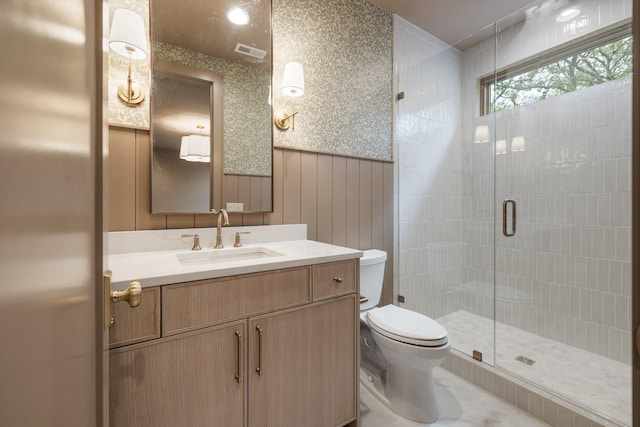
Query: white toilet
[{"left": 360, "top": 249, "right": 450, "bottom": 423}]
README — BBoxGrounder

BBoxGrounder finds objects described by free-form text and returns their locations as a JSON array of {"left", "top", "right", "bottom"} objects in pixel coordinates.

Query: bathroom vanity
[{"left": 107, "top": 226, "right": 360, "bottom": 427}]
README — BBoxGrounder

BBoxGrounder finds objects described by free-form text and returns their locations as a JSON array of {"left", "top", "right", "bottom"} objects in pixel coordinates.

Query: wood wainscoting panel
[
  {"left": 165, "top": 214, "right": 195, "bottom": 229},
  {"left": 331, "top": 156, "right": 347, "bottom": 247},
  {"left": 300, "top": 152, "right": 318, "bottom": 241},
  {"left": 134, "top": 130, "right": 166, "bottom": 230},
  {"left": 358, "top": 160, "right": 373, "bottom": 250},
  {"left": 346, "top": 157, "right": 361, "bottom": 250},
  {"left": 108, "top": 127, "right": 137, "bottom": 231},
  {"left": 282, "top": 150, "right": 301, "bottom": 224},
  {"left": 265, "top": 147, "right": 283, "bottom": 224},
  {"left": 371, "top": 161, "right": 384, "bottom": 251},
  {"left": 316, "top": 153, "right": 333, "bottom": 244}
]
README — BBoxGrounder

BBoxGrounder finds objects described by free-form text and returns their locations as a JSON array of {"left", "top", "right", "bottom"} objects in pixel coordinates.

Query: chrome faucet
[{"left": 211, "top": 208, "right": 229, "bottom": 248}]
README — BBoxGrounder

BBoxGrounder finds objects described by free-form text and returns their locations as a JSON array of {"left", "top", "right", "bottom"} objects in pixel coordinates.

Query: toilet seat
[{"left": 366, "top": 305, "right": 448, "bottom": 347}]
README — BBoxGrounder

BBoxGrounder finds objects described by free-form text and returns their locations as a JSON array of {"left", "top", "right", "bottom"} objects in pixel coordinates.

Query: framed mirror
[{"left": 150, "top": 0, "right": 273, "bottom": 214}]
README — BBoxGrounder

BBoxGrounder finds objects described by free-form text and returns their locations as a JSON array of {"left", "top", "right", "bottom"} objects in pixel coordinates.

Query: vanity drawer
[
  {"left": 313, "top": 260, "right": 357, "bottom": 301},
  {"left": 109, "top": 287, "right": 161, "bottom": 349},
  {"left": 162, "top": 266, "right": 311, "bottom": 336}
]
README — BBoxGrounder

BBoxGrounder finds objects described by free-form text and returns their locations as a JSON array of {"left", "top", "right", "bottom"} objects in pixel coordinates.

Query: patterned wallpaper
[
  {"left": 108, "top": 0, "right": 394, "bottom": 162},
  {"left": 155, "top": 43, "right": 272, "bottom": 176},
  {"left": 273, "top": 0, "right": 393, "bottom": 160}
]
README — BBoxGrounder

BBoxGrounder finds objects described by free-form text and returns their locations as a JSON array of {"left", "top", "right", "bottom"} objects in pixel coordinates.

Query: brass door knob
[
  {"left": 112, "top": 281, "right": 142, "bottom": 307},
  {"left": 104, "top": 271, "right": 142, "bottom": 328}
]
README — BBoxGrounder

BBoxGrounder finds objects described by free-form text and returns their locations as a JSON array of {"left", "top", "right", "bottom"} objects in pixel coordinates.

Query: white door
[{"left": 0, "top": 0, "right": 105, "bottom": 426}]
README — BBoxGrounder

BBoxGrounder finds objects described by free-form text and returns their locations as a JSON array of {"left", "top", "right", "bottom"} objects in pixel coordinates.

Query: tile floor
[
  {"left": 360, "top": 367, "right": 551, "bottom": 427},
  {"left": 438, "top": 310, "right": 631, "bottom": 426}
]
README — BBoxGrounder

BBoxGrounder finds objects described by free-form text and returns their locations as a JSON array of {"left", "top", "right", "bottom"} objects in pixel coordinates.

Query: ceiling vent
[{"left": 234, "top": 43, "right": 267, "bottom": 60}]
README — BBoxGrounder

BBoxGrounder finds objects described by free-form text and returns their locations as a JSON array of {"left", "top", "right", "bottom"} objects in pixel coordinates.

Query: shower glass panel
[
  {"left": 491, "top": 1, "right": 632, "bottom": 425},
  {"left": 396, "top": 0, "right": 632, "bottom": 424},
  {"left": 394, "top": 16, "right": 496, "bottom": 365}
]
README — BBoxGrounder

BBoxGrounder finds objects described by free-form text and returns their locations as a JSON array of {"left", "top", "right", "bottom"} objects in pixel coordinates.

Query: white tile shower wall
[
  {"left": 394, "top": 16, "right": 466, "bottom": 319},
  {"left": 460, "top": 0, "right": 632, "bottom": 364},
  {"left": 490, "top": 78, "right": 632, "bottom": 364}
]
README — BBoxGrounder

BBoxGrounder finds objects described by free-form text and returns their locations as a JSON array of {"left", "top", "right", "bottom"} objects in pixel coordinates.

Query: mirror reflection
[
  {"left": 150, "top": 0, "right": 273, "bottom": 214},
  {"left": 151, "top": 65, "right": 217, "bottom": 213}
]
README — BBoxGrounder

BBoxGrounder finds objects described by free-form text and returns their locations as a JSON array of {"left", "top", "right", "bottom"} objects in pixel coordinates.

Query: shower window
[{"left": 480, "top": 24, "right": 632, "bottom": 115}]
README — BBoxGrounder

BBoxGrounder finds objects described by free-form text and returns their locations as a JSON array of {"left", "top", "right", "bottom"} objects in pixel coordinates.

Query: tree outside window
[{"left": 483, "top": 34, "right": 632, "bottom": 115}]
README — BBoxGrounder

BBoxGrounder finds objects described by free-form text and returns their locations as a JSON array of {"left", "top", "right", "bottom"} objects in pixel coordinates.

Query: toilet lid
[{"left": 367, "top": 305, "right": 448, "bottom": 347}]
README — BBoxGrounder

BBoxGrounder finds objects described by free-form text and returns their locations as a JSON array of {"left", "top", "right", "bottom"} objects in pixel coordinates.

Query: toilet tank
[{"left": 360, "top": 249, "right": 387, "bottom": 311}]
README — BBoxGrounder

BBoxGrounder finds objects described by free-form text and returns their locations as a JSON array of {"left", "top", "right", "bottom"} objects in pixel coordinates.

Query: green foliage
[{"left": 490, "top": 36, "right": 632, "bottom": 113}]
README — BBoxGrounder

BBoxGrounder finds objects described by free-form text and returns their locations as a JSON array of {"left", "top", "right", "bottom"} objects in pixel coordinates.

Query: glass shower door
[{"left": 491, "top": 2, "right": 633, "bottom": 424}]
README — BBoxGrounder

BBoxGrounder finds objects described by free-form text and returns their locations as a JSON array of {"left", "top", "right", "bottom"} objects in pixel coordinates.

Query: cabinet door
[
  {"left": 109, "top": 286, "right": 160, "bottom": 349},
  {"left": 249, "top": 296, "right": 357, "bottom": 427},
  {"left": 110, "top": 321, "right": 246, "bottom": 427}
]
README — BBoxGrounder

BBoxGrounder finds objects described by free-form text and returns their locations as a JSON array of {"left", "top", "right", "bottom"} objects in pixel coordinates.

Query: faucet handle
[
  {"left": 181, "top": 234, "right": 202, "bottom": 251},
  {"left": 233, "top": 232, "right": 250, "bottom": 248}
]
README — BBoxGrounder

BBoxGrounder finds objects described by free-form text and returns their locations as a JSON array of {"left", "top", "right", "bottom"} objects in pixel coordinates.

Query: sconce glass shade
[
  {"left": 495, "top": 139, "right": 507, "bottom": 155},
  {"left": 281, "top": 62, "right": 304, "bottom": 97},
  {"left": 511, "top": 136, "right": 526, "bottom": 152},
  {"left": 109, "top": 8, "right": 148, "bottom": 59},
  {"left": 180, "top": 135, "right": 210, "bottom": 162},
  {"left": 474, "top": 125, "right": 490, "bottom": 143}
]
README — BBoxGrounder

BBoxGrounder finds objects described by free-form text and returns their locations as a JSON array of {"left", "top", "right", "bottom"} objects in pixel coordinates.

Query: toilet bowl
[{"left": 359, "top": 250, "right": 450, "bottom": 423}]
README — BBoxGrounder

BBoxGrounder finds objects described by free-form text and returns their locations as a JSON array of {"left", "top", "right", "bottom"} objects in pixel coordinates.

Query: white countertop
[{"left": 108, "top": 239, "right": 362, "bottom": 290}]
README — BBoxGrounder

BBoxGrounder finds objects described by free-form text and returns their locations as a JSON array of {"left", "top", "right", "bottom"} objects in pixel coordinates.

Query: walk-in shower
[{"left": 395, "top": 0, "right": 632, "bottom": 425}]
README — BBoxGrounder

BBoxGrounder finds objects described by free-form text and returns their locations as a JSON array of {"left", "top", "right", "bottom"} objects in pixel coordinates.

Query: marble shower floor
[
  {"left": 360, "top": 367, "right": 551, "bottom": 427},
  {"left": 438, "top": 310, "right": 631, "bottom": 426}
]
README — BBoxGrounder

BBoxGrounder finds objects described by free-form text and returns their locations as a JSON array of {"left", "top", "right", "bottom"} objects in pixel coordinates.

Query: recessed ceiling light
[
  {"left": 556, "top": 7, "right": 581, "bottom": 22},
  {"left": 227, "top": 7, "right": 249, "bottom": 25}
]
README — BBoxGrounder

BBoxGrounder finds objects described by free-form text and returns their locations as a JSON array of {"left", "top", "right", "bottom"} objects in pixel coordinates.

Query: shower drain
[{"left": 515, "top": 355, "right": 536, "bottom": 365}]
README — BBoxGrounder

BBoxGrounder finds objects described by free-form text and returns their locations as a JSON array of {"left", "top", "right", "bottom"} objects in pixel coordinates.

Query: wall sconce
[
  {"left": 180, "top": 125, "right": 210, "bottom": 162},
  {"left": 473, "top": 125, "right": 490, "bottom": 143},
  {"left": 109, "top": 8, "right": 149, "bottom": 105},
  {"left": 275, "top": 62, "right": 304, "bottom": 131}
]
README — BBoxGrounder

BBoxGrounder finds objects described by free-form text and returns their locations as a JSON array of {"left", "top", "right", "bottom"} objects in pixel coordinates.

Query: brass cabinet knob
[
  {"left": 333, "top": 276, "right": 343, "bottom": 284},
  {"left": 112, "top": 281, "right": 142, "bottom": 307}
]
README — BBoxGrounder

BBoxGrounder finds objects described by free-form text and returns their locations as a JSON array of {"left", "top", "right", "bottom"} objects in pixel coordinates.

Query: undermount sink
[{"left": 176, "top": 246, "right": 284, "bottom": 266}]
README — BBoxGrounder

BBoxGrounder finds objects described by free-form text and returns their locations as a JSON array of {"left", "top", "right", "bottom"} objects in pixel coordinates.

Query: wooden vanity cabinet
[
  {"left": 109, "top": 287, "right": 160, "bottom": 349},
  {"left": 109, "top": 261, "right": 358, "bottom": 427},
  {"left": 249, "top": 295, "right": 357, "bottom": 427},
  {"left": 109, "top": 321, "right": 245, "bottom": 427}
]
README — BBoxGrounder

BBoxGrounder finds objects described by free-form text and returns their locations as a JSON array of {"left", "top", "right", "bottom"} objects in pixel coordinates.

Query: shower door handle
[{"left": 502, "top": 199, "right": 516, "bottom": 237}]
